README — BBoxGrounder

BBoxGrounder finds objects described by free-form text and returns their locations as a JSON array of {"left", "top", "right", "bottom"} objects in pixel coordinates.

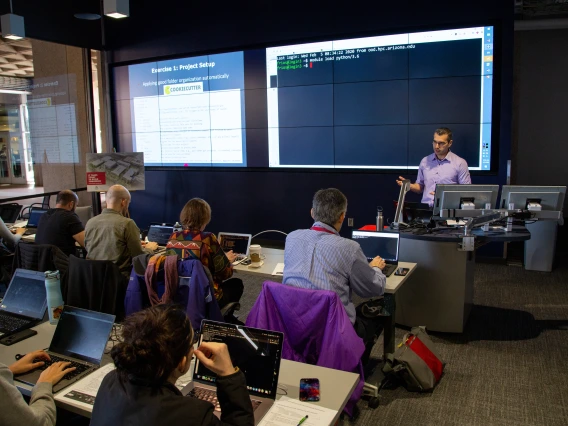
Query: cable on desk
[
  {"left": 277, "top": 384, "right": 288, "bottom": 395},
  {"left": 251, "top": 230, "right": 288, "bottom": 239}
]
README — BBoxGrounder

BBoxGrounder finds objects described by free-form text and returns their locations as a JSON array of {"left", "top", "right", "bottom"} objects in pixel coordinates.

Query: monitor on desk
[
  {"left": 433, "top": 184, "right": 499, "bottom": 216},
  {"left": 499, "top": 186, "right": 566, "bottom": 211}
]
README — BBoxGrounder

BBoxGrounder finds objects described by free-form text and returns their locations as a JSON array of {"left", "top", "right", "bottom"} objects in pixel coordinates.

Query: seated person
[
  {"left": 166, "top": 198, "right": 243, "bottom": 309},
  {"left": 91, "top": 305, "right": 254, "bottom": 426},
  {"left": 85, "top": 184, "right": 157, "bottom": 277},
  {"left": 0, "top": 350, "right": 76, "bottom": 426},
  {"left": 0, "top": 216, "right": 25, "bottom": 251},
  {"left": 35, "top": 190, "right": 86, "bottom": 256},
  {"left": 283, "top": 188, "right": 387, "bottom": 365}
]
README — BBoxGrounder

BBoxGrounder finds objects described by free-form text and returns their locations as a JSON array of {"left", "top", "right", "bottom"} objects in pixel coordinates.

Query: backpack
[{"left": 382, "top": 326, "right": 445, "bottom": 392}]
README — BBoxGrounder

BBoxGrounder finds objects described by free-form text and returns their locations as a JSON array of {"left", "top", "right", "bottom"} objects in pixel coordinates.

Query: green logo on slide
[{"left": 164, "top": 85, "right": 171, "bottom": 95}]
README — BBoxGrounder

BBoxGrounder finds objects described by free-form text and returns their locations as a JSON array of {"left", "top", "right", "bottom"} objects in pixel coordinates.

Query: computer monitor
[
  {"left": 433, "top": 184, "right": 499, "bottom": 216},
  {"left": 499, "top": 186, "right": 566, "bottom": 211}
]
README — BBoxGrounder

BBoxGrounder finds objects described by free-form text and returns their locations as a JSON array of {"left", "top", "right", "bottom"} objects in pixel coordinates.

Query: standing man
[
  {"left": 397, "top": 127, "right": 471, "bottom": 207},
  {"left": 35, "top": 190, "right": 85, "bottom": 256},
  {"left": 85, "top": 184, "right": 157, "bottom": 277},
  {"left": 283, "top": 188, "right": 387, "bottom": 365}
]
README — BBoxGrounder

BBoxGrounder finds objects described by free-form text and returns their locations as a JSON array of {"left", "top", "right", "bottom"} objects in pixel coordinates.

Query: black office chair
[{"left": 65, "top": 255, "right": 128, "bottom": 321}]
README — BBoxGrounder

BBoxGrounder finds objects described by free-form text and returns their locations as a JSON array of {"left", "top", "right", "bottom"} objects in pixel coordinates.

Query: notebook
[
  {"left": 0, "top": 269, "right": 47, "bottom": 339},
  {"left": 15, "top": 306, "right": 115, "bottom": 393},
  {"left": 147, "top": 224, "right": 174, "bottom": 246},
  {"left": 182, "top": 320, "right": 284, "bottom": 425},
  {"left": 217, "top": 232, "right": 252, "bottom": 265},
  {"left": 24, "top": 208, "right": 48, "bottom": 235},
  {"left": 351, "top": 230, "right": 400, "bottom": 277}
]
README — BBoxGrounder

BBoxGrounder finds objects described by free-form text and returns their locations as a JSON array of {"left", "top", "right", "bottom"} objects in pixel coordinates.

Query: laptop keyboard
[
  {"left": 188, "top": 386, "right": 261, "bottom": 412},
  {"left": 0, "top": 313, "right": 31, "bottom": 332},
  {"left": 33, "top": 355, "right": 91, "bottom": 379}
]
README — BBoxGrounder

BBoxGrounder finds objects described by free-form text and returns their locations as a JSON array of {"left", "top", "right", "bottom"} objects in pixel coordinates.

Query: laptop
[
  {"left": 0, "top": 203, "right": 22, "bottom": 224},
  {"left": 351, "top": 230, "right": 401, "bottom": 277},
  {"left": 24, "top": 207, "right": 48, "bottom": 235},
  {"left": 147, "top": 224, "right": 174, "bottom": 247},
  {"left": 217, "top": 232, "right": 252, "bottom": 265},
  {"left": 0, "top": 269, "right": 47, "bottom": 339},
  {"left": 15, "top": 306, "right": 115, "bottom": 393},
  {"left": 182, "top": 320, "right": 283, "bottom": 425}
]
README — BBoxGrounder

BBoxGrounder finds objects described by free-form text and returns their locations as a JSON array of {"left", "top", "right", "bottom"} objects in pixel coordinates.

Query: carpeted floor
[{"left": 235, "top": 262, "right": 568, "bottom": 426}]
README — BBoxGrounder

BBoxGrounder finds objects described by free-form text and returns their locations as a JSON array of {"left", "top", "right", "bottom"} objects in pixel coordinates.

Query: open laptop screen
[
  {"left": 0, "top": 204, "right": 21, "bottom": 223},
  {"left": 217, "top": 233, "right": 251, "bottom": 256},
  {"left": 147, "top": 225, "right": 174, "bottom": 246},
  {"left": 195, "top": 320, "right": 283, "bottom": 399},
  {"left": 27, "top": 208, "right": 48, "bottom": 227},
  {"left": 352, "top": 230, "right": 400, "bottom": 263},
  {"left": 49, "top": 306, "right": 115, "bottom": 365},
  {"left": 1, "top": 269, "right": 47, "bottom": 319}
]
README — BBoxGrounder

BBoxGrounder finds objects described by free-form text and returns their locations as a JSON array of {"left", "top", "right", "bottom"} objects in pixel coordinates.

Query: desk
[
  {"left": 234, "top": 247, "right": 417, "bottom": 356},
  {"left": 0, "top": 322, "right": 359, "bottom": 424},
  {"left": 395, "top": 226, "right": 531, "bottom": 333}
]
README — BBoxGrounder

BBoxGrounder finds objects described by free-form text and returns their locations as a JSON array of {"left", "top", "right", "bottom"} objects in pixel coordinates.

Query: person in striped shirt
[{"left": 283, "top": 188, "right": 387, "bottom": 365}]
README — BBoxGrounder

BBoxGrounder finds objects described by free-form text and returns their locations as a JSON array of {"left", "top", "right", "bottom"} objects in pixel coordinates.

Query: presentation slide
[
  {"left": 112, "top": 26, "right": 495, "bottom": 171},
  {"left": 114, "top": 52, "right": 246, "bottom": 167},
  {"left": 266, "top": 27, "right": 493, "bottom": 170}
]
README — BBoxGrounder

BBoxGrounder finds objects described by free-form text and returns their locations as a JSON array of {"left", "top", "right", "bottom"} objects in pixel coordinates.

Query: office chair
[
  {"left": 245, "top": 281, "right": 379, "bottom": 415},
  {"left": 75, "top": 205, "right": 94, "bottom": 228},
  {"left": 65, "top": 255, "right": 127, "bottom": 321},
  {"left": 13, "top": 242, "right": 69, "bottom": 276}
]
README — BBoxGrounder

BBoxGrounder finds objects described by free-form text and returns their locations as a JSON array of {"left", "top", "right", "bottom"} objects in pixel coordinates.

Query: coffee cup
[{"left": 249, "top": 244, "right": 262, "bottom": 267}]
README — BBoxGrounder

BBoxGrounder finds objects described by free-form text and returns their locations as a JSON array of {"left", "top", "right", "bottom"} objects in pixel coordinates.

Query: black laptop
[
  {"left": 147, "top": 224, "right": 174, "bottom": 247},
  {"left": 0, "top": 269, "right": 47, "bottom": 340},
  {"left": 182, "top": 320, "right": 283, "bottom": 425},
  {"left": 24, "top": 208, "right": 48, "bottom": 235},
  {"left": 15, "top": 306, "right": 115, "bottom": 393},
  {"left": 0, "top": 203, "right": 22, "bottom": 224},
  {"left": 351, "top": 230, "right": 401, "bottom": 277}
]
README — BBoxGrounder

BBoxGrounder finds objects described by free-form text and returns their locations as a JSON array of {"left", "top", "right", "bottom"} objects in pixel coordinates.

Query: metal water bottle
[
  {"left": 45, "top": 271, "right": 64, "bottom": 325},
  {"left": 376, "top": 207, "right": 384, "bottom": 232},
  {"left": 173, "top": 221, "right": 183, "bottom": 232}
]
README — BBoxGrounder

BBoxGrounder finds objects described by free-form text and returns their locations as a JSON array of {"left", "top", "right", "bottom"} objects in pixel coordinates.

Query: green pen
[{"left": 297, "top": 415, "right": 309, "bottom": 426}]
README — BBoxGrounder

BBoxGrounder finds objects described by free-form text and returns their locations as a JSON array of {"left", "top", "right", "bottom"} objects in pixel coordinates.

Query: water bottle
[
  {"left": 173, "top": 221, "right": 183, "bottom": 232},
  {"left": 376, "top": 207, "right": 384, "bottom": 232},
  {"left": 45, "top": 271, "right": 64, "bottom": 325}
]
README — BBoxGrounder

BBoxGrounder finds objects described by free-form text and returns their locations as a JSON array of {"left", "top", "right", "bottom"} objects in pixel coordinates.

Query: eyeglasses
[
  {"left": 432, "top": 141, "right": 449, "bottom": 147},
  {"left": 191, "top": 331, "right": 201, "bottom": 346}
]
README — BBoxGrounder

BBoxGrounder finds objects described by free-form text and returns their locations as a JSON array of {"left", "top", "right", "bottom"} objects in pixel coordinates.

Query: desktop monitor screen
[{"left": 499, "top": 186, "right": 566, "bottom": 211}]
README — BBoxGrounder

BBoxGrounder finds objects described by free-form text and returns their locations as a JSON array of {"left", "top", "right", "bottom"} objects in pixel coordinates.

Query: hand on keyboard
[
  {"left": 38, "top": 360, "right": 77, "bottom": 386},
  {"left": 9, "top": 350, "right": 51, "bottom": 375}
]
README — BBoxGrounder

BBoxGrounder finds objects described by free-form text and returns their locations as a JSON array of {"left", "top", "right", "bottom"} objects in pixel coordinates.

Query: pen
[{"left": 297, "top": 415, "right": 308, "bottom": 426}]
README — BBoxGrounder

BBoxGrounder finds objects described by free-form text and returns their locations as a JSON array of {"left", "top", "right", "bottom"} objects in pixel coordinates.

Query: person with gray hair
[
  {"left": 85, "top": 185, "right": 158, "bottom": 277},
  {"left": 283, "top": 188, "right": 387, "bottom": 366}
]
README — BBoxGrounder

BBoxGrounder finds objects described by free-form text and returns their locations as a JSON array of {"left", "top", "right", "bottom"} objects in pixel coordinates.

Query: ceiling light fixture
[
  {"left": 1, "top": 0, "right": 25, "bottom": 40},
  {"left": 104, "top": 0, "right": 129, "bottom": 19}
]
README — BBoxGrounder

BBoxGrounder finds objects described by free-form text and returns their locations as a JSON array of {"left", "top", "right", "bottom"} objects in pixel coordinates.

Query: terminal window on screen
[
  {"left": 266, "top": 27, "right": 494, "bottom": 170},
  {"left": 219, "top": 235, "right": 249, "bottom": 255},
  {"left": 352, "top": 234, "right": 398, "bottom": 261}
]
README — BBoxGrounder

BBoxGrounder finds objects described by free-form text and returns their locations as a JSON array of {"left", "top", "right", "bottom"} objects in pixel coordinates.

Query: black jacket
[{"left": 91, "top": 369, "right": 254, "bottom": 426}]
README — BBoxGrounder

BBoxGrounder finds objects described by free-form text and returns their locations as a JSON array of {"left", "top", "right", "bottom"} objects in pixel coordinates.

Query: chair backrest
[
  {"left": 14, "top": 242, "right": 69, "bottom": 275},
  {"left": 66, "top": 255, "right": 127, "bottom": 320},
  {"left": 75, "top": 206, "right": 94, "bottom": 228}
]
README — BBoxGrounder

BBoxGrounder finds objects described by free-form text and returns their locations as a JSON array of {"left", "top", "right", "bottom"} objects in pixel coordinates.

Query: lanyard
[{"left": 310, "top": 226, "right": 336, "bottom": 235}]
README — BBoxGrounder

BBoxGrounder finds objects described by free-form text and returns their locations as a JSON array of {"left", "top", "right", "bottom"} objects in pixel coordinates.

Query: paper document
[
  {"left": 272, "top": 263, "right": 285, "bottom": 276},
  {"left": 446, "top": 220, "right": 466, "bottom": 226},
  {"left": 55, "top": 364, "right": 115, "bottom": 408},
  {"left": 175, "top": 358, "right": 196, "bottom": 390},
  {"left": 258, "top": 396, "right": 337, "bottom": 426}
]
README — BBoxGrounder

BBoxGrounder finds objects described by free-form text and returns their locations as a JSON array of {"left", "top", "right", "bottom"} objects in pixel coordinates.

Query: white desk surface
[
  {"left": 235, "top": 248, "right": 417, "bottom": 294},
  {"left": 1, "top": 322, "right": 358, "bottom": 423}
]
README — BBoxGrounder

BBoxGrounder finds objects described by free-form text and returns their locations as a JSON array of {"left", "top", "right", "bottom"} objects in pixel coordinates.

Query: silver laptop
[
  {"left": 352, "top": 230, "right": 400, "bottom": 277},
  {"left": 182, "top": 320, "right": 283, "bottom": 425},
  {"left": 217, "top": 232, "right": 252, "bottom": 265},
  {"left": 15, "top": 306, "right": 115, "bottom": 393},
  {"left": 0, "top": 269, "right": 47, "bottom": 339}
]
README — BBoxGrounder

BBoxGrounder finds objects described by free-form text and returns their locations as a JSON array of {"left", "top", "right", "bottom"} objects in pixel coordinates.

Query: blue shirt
[
  {"left": 416, "top": 151, "right": 471, "bottom": 206},
  {"left": 283, "top": 221, "right": 386, "bottom": 324}
]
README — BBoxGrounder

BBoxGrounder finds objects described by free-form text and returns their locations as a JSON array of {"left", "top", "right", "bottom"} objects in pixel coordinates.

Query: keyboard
[
  {"left": 23, "top": 228, "right": 36, "bottom": 236},
  {"left": 188, "top": 386, "right": 261, "bottom": 412},
  {"left": 33, "top": 355, "right": 91, "bottom": 379},
  {"left": 383, "top": 264, "right": 397, "bottom": 277},
  {"left": 0, "top": 313, "right": 31, "bottom": 332}
]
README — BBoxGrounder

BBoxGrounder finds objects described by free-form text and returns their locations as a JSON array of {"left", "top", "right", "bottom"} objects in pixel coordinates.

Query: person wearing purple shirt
[{"left": 397, "top": 127, "right": 471, "bottom": 207}]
